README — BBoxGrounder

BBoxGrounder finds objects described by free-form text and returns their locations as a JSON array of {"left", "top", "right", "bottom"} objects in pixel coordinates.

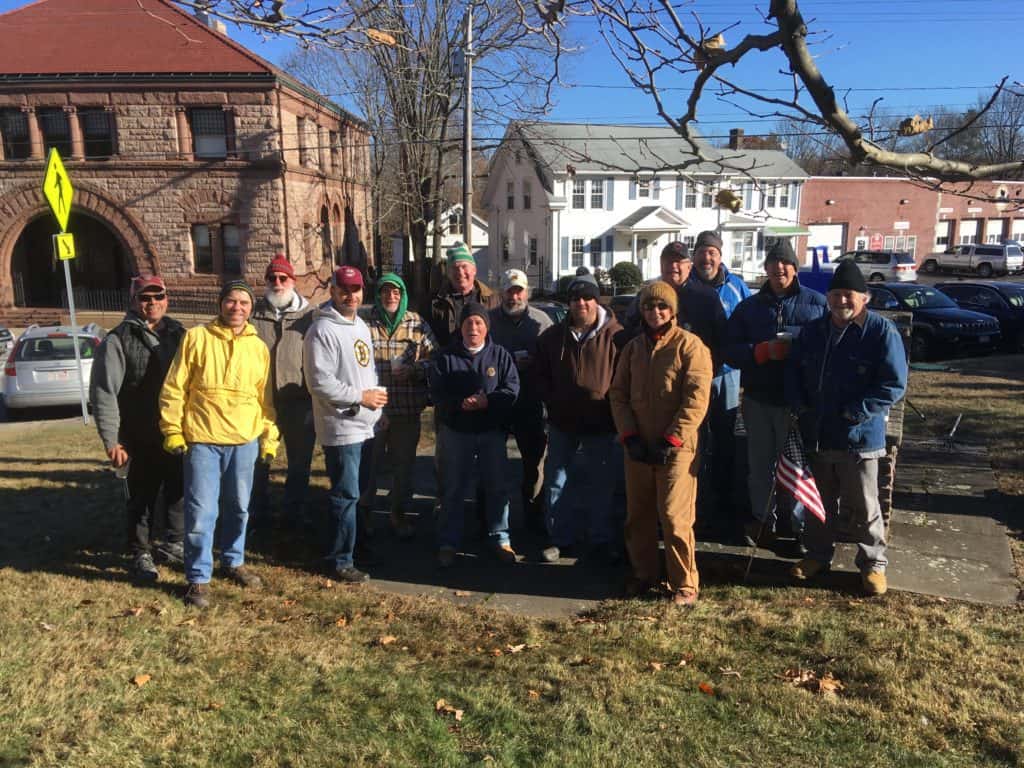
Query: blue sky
[{"left": 2, "top": 0, "right": 1021, "bottom": 145}]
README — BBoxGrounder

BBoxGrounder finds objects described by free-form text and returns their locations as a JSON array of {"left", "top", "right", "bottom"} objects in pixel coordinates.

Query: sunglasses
[
  {"left": 267, "top": 274, "right": 291, "bottom": 284},
  {"left": 568, "top": 292, "right": 596, "bottom": 302},
  {"left": 642, "top": 301, "right": 671, "bottom": 312},
  {"left": 137, "top": 293, "right": 167, "bottom": 303}
]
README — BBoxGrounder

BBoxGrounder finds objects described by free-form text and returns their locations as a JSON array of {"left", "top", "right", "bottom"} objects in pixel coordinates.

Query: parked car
[
  {"left": 866, "top": 283, "right": 1001, "bottom": 361},
  {"left": 3, "top": 324, "right": 105, "bottom": 416},
  {"left": 0, "top": 325, "right": 13, "bottom": 362},
  {"left": 838, "top": 250, "right": 918, "bottom": 283},
  {"left": 531, "top": 300, "right": 568, "bottom": 325},
  {"left": 936, "top": 281, "right": 1024, "bottom": 351},
  {"left": 921, "top": 243, "right": 1024, "bottom": 278}
]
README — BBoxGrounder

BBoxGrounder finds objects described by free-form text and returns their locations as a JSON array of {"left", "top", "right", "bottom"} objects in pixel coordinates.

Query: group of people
[{"left": 89, "top": 231, "right": 907, "bottom": 609}]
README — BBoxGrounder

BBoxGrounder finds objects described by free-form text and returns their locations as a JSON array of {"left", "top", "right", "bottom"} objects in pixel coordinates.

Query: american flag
[{"left": 775, "top": 425, "right": 827, "bottom": 523}]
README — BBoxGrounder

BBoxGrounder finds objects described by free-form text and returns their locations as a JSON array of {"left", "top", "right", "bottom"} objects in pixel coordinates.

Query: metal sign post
[{"left": 43, "top": 148, "right": 88, "bottom": 424}]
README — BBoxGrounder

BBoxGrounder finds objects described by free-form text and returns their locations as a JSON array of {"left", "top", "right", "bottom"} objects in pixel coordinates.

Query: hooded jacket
[
  {"left": 159, "top": 319, "right": 278, "bottom": 453},
  {"left": 250, "top": 291, "right": 313, "bottom": 404},
  {"left": 429, "top": 337, "right": 519, "bottom": 433},
  {"left": 535, "top": 305, "right": 626, "bottom": 435},
  {"left": 303, "top": 300, "right": 382, "bottom": 447}
]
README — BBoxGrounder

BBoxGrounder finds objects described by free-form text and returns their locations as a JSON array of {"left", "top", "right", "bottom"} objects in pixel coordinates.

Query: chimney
[
  {"left": 728, "top": 128, "right": 744, "bottom": 150},
  {"left": 195, "top": 11, "right": 229, "bottom": 36}
]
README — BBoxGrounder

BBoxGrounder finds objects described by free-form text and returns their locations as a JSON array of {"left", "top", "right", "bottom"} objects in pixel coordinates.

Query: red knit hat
[{"left": 265, "top": 253, "right": 295, "bottom": 280}]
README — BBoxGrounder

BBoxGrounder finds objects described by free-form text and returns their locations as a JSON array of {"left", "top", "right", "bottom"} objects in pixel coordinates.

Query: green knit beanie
[{"left": 446, "top": 241, "right": 474, "bottom": 264}]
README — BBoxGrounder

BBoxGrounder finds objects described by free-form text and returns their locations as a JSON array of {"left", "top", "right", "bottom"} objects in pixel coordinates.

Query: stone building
[{"left": 0, "top": 0, "right": 372, "bottom": 314}]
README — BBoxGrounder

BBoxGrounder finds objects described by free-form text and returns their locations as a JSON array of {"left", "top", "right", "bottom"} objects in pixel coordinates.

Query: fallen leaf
[
  {"left": 131, "top": 674, "right": 152, "bottom": 688},
  {"left": 149, "top": 605, "right": 167, "bottom": 616},
  {"left": 334, "top": 616, "right": 348, "bottom": 628},
  {"left": 814, "top": 674, "right": 845, "bottom": 697},
  {"left": 698, "top": 682, "right": 715, "bottom": 696},
  {"left": 454, "top": 709, "right": 464, "bottom": 722},
  {"left": 676, "top": 658, "right": 689, "bottom": 667},
  {"left": 454, "top": 590, "right": 472, "bottom": 597},
  {"left": 39, "top": 622, "right": 56, "bottom": 632},
  {"left": 803, "top": 596, "right": 815, "bottom": 604},
  {"left": 377, "top": 635, "right": 397, "bottom": 646},
  {"left": 490, "top": 648, "right": 504, "bottom": 657},
  {"left": 568, "top": 656, "right": 594, "bottom": 667},
  {"left": 177, "top": 617, "right": 197, "bottom": 627},
  {"left": 281, "top": 599, "right": 297, "bottom": 607},
  {"left": 435, "top": 698, "right": 465, "bottom": 721},
  {"left": 204, "top": 701, "right": 223, "bottom": 711},
  {"left": 648, "top": 661, "right": 664, "bottom": 672},
  {"left": 124, "top": 606, "right": 144, "bottom": 617},
  {"left": 527, "top": 689, "right": 541, "bottom": 700},
  {"left": 318, "top": 579, "right": 335, "bottom": 589},
  {"left": 507, "top": 644, "right": 527, "bottom": 654},
  {"left": 77, "top": 599, "right": 95, "bottom": 607}
]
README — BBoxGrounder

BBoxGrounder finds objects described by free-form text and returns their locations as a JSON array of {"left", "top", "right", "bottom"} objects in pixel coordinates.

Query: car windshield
[
  {"left": 998, "top": 285, "right": 1024, "bottom": 308},
  {"left": 16, "top": 336, "right": 96, "bottom": 361},
  {"left": 890, "top": 286, "right": 957, "bottom": 309}
]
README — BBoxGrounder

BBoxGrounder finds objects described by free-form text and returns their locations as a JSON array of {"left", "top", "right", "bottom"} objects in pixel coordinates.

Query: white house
[
  {"left": 426, "top": 202, "right": 489, "bottom": 264},
  {"left": 481, "top": 122, "right": 809, "bottom": 290}
]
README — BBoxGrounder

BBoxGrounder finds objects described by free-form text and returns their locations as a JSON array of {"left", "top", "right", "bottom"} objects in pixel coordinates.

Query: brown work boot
[
  {"left": 183, "top": 582, "right": 210, "bottom": 609},
  {"left": 790, "top": 558, "right": 828, "bottom": 581},
  {"left": 222, "top": 565, "right": 263, "bottom": 589},
  {"left": 495, "top": 544, "right": 518, "bottom": 564},
  {"left": 862, "top": 571, "right": 888, "bottom": 596},
  {"left": 671, "top": 589, "right": 698, "bottom": 607}
]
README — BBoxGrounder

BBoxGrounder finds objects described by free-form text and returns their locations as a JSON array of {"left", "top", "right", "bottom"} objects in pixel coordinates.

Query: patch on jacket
[
  {"left": 354, "top": 339, "right": 371, "bottom": 367},
  {"left": 486, "top": 366, "right": 496, "bottom": 377}
]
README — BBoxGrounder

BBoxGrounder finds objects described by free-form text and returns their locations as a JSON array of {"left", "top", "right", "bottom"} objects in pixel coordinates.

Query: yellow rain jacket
[{"left": 160, "top": 320, "right": 279, "bottom": 454}]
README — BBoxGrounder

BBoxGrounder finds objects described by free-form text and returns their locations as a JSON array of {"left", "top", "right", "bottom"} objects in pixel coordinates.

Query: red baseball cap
[
  {"left": 130, "top": 275, "right": 167, "bottom": 297},
  {"left": 331, "top": 265, "right": 364, "bottom": 288}
]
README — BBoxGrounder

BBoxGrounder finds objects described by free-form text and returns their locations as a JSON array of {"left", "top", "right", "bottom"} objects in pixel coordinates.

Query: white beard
[
  {"left": 265, "top": 288, "right": 295, "bottom": 310},
  {"left": 832, "top": 307, "right": 856, "bottom": 322}
]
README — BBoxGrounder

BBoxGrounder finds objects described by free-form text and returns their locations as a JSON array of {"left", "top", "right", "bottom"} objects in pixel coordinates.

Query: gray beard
[{"left": 265, "top": 289, "right": 295, "bottom": 310}]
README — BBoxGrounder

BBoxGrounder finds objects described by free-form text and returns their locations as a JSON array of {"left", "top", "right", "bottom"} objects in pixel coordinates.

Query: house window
[
  {"left": 296, "top": 117, "right": 309, "bottom": 165},
  {"left": 570, "top": 237, "right": 585, "bottom": 267},
  {"left": 38, "top": 108, "right": 72, "bottom": 158},
  {"left": 222, "top": 224, "right": 242, "bottom": 274},
  {"left": 701, "top": 183, "right": 713, "bottom": 208},
  {"left": 329, "top": 130, "right": 339, "bottom": 172},
  {"left": 192, "top": 224, "right": 214, "bottom": 274},
  {"left": 81, "top": 109, "right": 116, "bottom": 158},
  {"left": 0, "top": 109, "right": 30, "bottom": 160},
  {"left": 766, "top": 184, "right": 778, "bottom": 207},
  {"left": 529, "top": 237, "right": 538, "bottom": 266},
  {"left": 683, "top": 235, "right": 696, "bottom": 249},
  {"left": 523, "top": 181, "right": 532, "bottom": 210},
  {"left": 502, "top": 237, "right": 511, "bottom": 262},
  {"left": 731, "top": 231, "right": 755, "bottom": 269},
  {"left": 590, "top": 238, "right": 602, "bottom": 268},
  {"left": 960, "top": 232, "right": 977, "bottom": 245},
  {"left": 779, "top": 184, "right": 790, "bottom": 208},
  {"left": 638, "top": 237, "right": 649, "bottom": 260},
  {"left": 741, "top": 182, "right": 754, "bottom": 209},
  {"left": 572, "top": 179, "right": 586, "bottom": 209},
  {"left": 591, "top": 180, "right": 604, "bottom": 209},
  {"left": 987, "top": 233, "right": 1000, "bottom": 244},
  {"left": 506, "top": 181, "right": 515, "bottom": 210},
  {"left": 448, "top": 212, "right": 462, "bottom": 236},
  {"left": 684, "top": 181, "right": 697, "bottom": 208},
  {"left": 191, "top": 108, "right": 229, "bottom": 159},
  {"left": 637, "top": 179, "right": 651, "bottom": 198}
]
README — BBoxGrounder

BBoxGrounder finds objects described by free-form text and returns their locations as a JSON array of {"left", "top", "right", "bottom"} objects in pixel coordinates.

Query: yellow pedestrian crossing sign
[
  {"left": 43, "top": 147, "right": 73, "bottom": 232},
  {"left": 53, "top": 232, "right": 75, "bottom": 261}
]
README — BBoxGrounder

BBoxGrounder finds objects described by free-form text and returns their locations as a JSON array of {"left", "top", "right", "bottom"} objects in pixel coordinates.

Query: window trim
[
  {"left": 572, "top": 178, "right": 586, "bottom": 209},
  {"left": 570, "top": 237, "right": 585, "bottom": 268}
]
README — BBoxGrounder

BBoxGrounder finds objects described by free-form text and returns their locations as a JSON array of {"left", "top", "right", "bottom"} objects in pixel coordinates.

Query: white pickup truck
[{"left": 921, "top": 243, "right": 1024, "bottom": 277}]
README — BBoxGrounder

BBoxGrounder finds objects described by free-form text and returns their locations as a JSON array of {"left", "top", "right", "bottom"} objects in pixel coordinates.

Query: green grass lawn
[{"left": 1, "top": 371, "right": 1022, "bottom": 767}]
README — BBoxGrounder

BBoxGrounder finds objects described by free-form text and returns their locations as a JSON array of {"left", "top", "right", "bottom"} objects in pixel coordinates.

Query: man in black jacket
[{"left": 90, "top": 276, "right": 186, "bottom": 581}]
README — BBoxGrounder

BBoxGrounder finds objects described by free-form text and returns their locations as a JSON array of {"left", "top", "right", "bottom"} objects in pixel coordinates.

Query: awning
[{"left": 765, "top": 225, "right": 811, "bottom": 236}]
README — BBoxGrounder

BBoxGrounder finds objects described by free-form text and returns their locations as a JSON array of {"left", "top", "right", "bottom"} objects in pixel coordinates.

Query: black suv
[{"left": 936, "top": 281, "right": 1024, "bottom": 351}]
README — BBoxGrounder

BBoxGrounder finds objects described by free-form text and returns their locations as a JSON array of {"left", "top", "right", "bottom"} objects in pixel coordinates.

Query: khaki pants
[{"left": 624, "top": 450, "right": 700, "bottom": 594}]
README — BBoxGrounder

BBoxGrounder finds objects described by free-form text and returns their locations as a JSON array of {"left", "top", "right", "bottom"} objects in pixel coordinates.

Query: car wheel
[
  {"left": 976, "top": 263, "right": 993, "bottom": 278},
  {"left": 869, "top": 273, "right": 885, "bottom": 282},
  {"left": 923, "top": 259, "right": 938, "bottom": 274},
  {"left": 910, "top": 332, "right": 930, "bottom": 362}
]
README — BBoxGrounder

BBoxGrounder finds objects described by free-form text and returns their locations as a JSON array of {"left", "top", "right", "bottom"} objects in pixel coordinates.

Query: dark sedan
[
  {"left": 935, "top": 281, "right": 1024, "bottom": 352},
  {"left": 866, "top": 283, "right": 1001, "bottom": 361}
]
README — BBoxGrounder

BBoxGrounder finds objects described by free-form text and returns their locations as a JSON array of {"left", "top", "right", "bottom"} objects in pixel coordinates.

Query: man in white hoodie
[
  {"left": 304, "top": 265, "right": 388, "bottom": 582},
  {"left": 250, "top": 254, "right": 315, "bottom": 537}
]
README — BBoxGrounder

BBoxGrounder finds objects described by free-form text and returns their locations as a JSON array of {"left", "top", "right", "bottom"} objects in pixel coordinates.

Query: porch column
[
  {"left": 631, "top": 232, "right": 637, "bottom": 265},
  {"left": 23, "top": 107, "right": 43, "bottom": 160},
  {"left": 65, "top": 106, "right": 84, "bottom": 160},
  {"left": 175, "top": 107, "right": 193, "bottom": 160}
]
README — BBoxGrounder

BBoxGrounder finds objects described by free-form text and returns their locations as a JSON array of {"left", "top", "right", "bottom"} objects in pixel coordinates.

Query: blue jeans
[
  {"left": 436, "top": 425, "right": 510, "bottom": 549},
  {"left": 323, "top": 442, "right": 364, "bottom": 570},
  {"left": 544, "top": 426, "right": 621, "bottom": 549},
  {"left": 183, "top": 440, "right": 259, "bottom": 584}
]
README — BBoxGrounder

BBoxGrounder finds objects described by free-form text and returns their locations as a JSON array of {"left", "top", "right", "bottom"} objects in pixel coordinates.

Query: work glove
[
  {"left": 258, "top": 439, "right": 277, "bottom": 465},
  {"left": 624, "top": 435, "right": 649, "bottom": 464},
  {"left": 163, "top": 434, "right": 187, "bottom": 456},
  {"left": 649, "top": 437, "right": 674, "bottom": 466}
]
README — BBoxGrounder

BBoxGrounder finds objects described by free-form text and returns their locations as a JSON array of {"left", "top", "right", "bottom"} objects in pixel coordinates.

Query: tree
[{"left": 609, "top": 261, "right": 643, "bottom": 293}]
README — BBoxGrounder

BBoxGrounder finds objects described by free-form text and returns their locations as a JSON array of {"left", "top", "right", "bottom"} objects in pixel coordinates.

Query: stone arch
[{"left": 0, "top": 181, "right": 159, "bottom": 308}]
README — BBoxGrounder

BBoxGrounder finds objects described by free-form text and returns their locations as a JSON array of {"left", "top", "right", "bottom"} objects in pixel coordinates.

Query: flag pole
[{"left": 742, "top": 483, "right": 776, "bottom": 583}]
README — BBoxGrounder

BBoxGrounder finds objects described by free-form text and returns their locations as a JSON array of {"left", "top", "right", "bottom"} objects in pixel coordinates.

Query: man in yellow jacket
[{"left": 160, "top": 279, "right": 279, "bottom": 609}]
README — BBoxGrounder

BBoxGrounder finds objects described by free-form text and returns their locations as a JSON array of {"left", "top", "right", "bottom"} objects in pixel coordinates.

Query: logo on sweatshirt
[
  {"left": 486, "top": 366, "right": 496, "bottom": 378},
  {"left": 354, "top": 339, "right": 371, "bottom": 367}
]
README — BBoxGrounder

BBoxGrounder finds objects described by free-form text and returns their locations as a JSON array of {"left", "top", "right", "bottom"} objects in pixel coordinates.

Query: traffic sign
[
  {"left": 43, "top": 147, "right": 73, "bottom": 232},
  {"left": 53, "top": 232, "right": 75, "bottom": 261}
]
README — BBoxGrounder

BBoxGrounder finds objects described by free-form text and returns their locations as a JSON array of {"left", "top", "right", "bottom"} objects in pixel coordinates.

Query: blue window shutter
[
  {"left": 628, "top": 180, "right": 637, "bottom": 200},
  {"left": 606, "top": 178, "right": 614, "bottom": 210},
  {"left": 604, "top": 234, "right": 614, "bottom": 268},
  {"left": 560, "top": 236, "right": 569, "bottom": 271},
  {"left": 675, "top": 180, "right": 683, "bottom": 210},
  {"left": 653, "top": 177, "right": 661, "bottom": 200}
]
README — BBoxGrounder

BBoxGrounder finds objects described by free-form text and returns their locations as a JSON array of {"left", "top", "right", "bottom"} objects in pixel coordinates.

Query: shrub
[{"left": 609, "top": 261, "right": 643, "bottom": 293}]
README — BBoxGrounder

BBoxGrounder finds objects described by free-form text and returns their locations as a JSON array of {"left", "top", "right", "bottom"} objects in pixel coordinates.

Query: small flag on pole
[{"left": 776, "top": 425, "right": 826, "bottom": 523}]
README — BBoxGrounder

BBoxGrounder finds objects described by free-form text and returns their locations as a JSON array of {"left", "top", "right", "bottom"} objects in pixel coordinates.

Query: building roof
[{"left": 510, "top": 121, "right": 807, "bottom": 193}]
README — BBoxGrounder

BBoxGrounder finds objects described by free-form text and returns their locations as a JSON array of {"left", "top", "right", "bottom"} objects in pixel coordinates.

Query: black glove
[
  {"left": 649, "top": 437, "right": 674, "bottom": 465},
  {"left": 624, "top": 436, "right": 649, "bottom": 464}
]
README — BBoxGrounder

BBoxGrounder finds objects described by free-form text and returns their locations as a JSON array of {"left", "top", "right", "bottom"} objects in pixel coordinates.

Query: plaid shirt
[{"left": 367, "top": 307, "right": 438, "bottom": 417}]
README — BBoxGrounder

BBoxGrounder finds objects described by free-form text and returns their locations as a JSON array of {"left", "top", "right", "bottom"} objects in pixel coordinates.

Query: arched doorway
[{"left": 11, "top": 212, "right": 129, "bottom": 307}]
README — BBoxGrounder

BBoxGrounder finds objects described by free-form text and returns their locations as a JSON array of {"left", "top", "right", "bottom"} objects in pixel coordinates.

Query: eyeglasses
[
  {"left": 642, "top": 301, "right": 671, "bottom": 312},
  {"left": 137, "top": 293, "right": 167, "bottom": 303},
  {"left": 267, "top": 274, "right": 291, "bottom": 284}
]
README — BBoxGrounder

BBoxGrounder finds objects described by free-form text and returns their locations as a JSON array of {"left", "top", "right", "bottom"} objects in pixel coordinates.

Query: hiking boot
[
  {"left": 790, "top": 558, "right": 828, "bottom": 581},
  {"left": 743, "top": 520, "right": 776, "bottom": 548},
  {"left": 333, "top": 566, "right": 370, "bottom": 584},
  {"left": 437, "top": 546, "right": 457, "bottom": 569},
  {"left": 862, "top": 571, "right": 888, "bottom": 596},
  {"left": 671, "top": 589, "right": 698, "bottom": 607},
  {"left": 183, "top": 582, "right": 209, "bottom": 609},
  {"left": 154, "top": 541, "right": 184, "bottom": 565},
  {"left": 222, "top": 565, "right": 263, "bottom": 589},
  {"left": 495, "top": 544, "right": 518, "bottom": 564},
  {"left": 130, "top": 551, "right": 159, "bottom": 582}
]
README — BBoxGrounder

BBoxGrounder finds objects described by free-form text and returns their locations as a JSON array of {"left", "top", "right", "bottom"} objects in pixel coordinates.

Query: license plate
[
  {"left": 979, "top": 336, "right": 990, "bottom": 344},
  {"left": 46, "top": 370, "right": 70, "bottom": 382}
]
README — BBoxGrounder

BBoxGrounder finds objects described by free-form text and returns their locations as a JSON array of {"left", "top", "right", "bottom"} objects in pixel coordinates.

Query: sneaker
[
  {"left": 790, "top": 558, "right": 828, "bottom": 581},
  {"left": 130, "top": 552, "right": 159, "bottom": 582},
  {"left": 334, "top": 566, "right": 370, "bottom": 584},
  {"left": 437, "top": 546, "right": 457, "bottom": 568},
  {"left": 495, "top": 544, "right": 518, "bottom": 564},
  {"left": 862, "top": 571, "right": 888, "bottom": 596},
  {"left": 671, "top": 589, "right": 698, "bottom": 607},
  {"left": 183, "top": 582, "right": 209, "bottom": 609},
  {"left": 154, "top": 541, "right": 184, "bottom": 565},
  {"left": 540, "top": 545, "right": 561, "bottom": 563},
  {"left": 222, "top": 565, "right": 263, "bottom": 589}
]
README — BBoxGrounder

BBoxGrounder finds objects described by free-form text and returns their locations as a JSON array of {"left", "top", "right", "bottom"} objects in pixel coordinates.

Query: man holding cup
[
  {"left": 304, "top": 266, "right": 387, "bottom": 583},
  {"left": 723, "top": 240, "right": 828, "bottom": 546}
]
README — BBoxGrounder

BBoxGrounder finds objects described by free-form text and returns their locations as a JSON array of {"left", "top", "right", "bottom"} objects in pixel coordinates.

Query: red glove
[{"left": 754, "top": 340, "right": 790, "bottom": 364}]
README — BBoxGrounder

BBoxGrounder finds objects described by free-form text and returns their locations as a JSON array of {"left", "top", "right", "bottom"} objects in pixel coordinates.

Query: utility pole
[{"left": 462, "top": 4, "right": 474, "bottom": 250}]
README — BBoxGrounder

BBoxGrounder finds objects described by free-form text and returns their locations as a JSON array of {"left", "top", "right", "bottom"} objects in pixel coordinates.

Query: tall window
[
  {"left": 296, "top": 117, "right": 309, "bottom": 165},
  {"left": 684, "top": 180, "right": 697, "bottom": 208},
  {"left": 637, "top": 179, "right": 651, "bottom": 198},
  {"left": 448, "top": 212, "right": 462, "bottom": 236},
  {"left": 502, "top": 237, "right": 511, "bottom": 262},
  {"left": 590, "top": 238, "right": 603, "bottom": 268},
  {"left": 591, "top": 179, "right": 604, "bottom": 209},
  {"left": 506, "top": 181, "right": 515, "bottom": 210},
  {"left": 935, "top": 221, "right": 950, "bottom": 247},
  {"left": 572, "top": 179, "right": 586, "bottom": 209},
  {"left": 329, "top": 130, "right": 340, "bottom": 172},
  {"left": 701, "top": 183, "right": 713, "bottom": 208},
  {"left": 732, "top": 231, "right": 755, "bottom": 268},
  {"left": 0, "top": 109, "right": 30, "bottom": 160},
  {"left": 766, "top": 184, "right": 778, "bottom": 207},
  {"left": 222, "top": 225, "right": 242, "bottom": 274},
  {"left": 191, "top": 224, "right": 214, "bottom": 274},
  {"left": 81, "top": 109, "right": 116, "bottom": 158},
  {"left": 741, "top": 181, "right": 755, "bottom": 209},
  {"left": 779, "top": 184, "right": 790, "bottom": 208},
  {"left": 571, "top": 237, "right": 585, "bottom": 268},
  {"left": 38, "top": 108, "right": 71, "bottom": 158},
  {"left": 523, "top": 180, "right": 532, "bottom": 210},
  {"left": 192, "top": 222, "right": 242, "bottom": 274},
  {"left": 191, "top": 108, "right": 229, "bottom": 159},
  {"left": 683, "top": 234, "right": 696, "bottom": 249},
  {"left": 529, "top": 237, "right": 538, "bottom": 266}
]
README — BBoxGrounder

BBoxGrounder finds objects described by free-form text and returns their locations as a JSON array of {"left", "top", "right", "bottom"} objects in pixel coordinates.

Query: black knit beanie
[
  {"left": 828, "top": 259, "right": 868, "bottom": 293},
  {"left": 459, "top": 301, "right": 490, "bottom": 330}
]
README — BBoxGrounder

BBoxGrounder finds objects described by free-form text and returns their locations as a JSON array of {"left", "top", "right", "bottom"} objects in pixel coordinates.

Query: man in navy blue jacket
[
  {"left": 724, "top": 240, "right": 828, "bottom": 546},
  {"left": 429, "top": 302, "right": 520, "bottom": 567},
  {"left": 785, "top": 260, "right": 908, "bottom": 596}
]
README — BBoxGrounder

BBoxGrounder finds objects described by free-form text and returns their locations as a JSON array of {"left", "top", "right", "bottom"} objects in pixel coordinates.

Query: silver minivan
[
  {"left": 839, "top": 250, "right": 918, "bottom": 282},
  {"left": 3, "top": 324, "right": 105, "bottom": 415}
]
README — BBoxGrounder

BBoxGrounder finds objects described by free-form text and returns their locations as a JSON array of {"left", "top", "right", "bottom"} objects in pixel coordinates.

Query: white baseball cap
[{"left": 501, "top": 269, "right": 529, "bottom": 291}]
